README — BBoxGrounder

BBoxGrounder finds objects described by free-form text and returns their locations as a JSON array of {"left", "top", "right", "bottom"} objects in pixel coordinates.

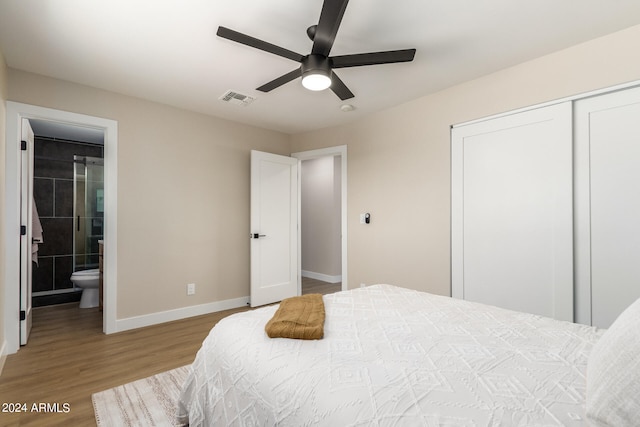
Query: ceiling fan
[{"left": 217, "top": 0, "right": 416, "bottom": 100}]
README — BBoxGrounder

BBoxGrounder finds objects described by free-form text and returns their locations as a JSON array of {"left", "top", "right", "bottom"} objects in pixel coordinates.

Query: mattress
[{"left": 177, "top": 284, "right": 603, "bottom": 426}]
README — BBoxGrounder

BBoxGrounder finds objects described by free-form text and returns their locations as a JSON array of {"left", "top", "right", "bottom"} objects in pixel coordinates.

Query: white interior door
[
  {"left": 575, "top": 86, "right": 640, "bottom": 328},
  {"left": 250, "top": 150, "right": 298, "bottom": 307},
  {"left": 20, "top": 118, "right": 35, "bottom": 345},
  {"left": 452, "top": 103, "right": 573, "bottom": 321}
]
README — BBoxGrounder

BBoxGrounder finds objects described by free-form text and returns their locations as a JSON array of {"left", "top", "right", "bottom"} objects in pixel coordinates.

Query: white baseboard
[
  {"left": 115, "top": 296, "right": 250, "bottom": 333},
  {"left": 301, "top": 270, "right": 342, "bottom": 284},
  {"left": 0, "top": 340, "right": 7, "bottom": 377}
]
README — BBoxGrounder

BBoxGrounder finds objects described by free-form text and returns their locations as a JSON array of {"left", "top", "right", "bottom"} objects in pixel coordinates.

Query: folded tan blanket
[{"left": 265, "top": 294, "right": 325, "bottom": 340}]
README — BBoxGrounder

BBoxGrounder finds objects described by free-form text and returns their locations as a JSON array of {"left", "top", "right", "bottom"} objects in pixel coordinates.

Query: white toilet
[{"left": 70, "top": 269, "right": 100, "bottom": 308}]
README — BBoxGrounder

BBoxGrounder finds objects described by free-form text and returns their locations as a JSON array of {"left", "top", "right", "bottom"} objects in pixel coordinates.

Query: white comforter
[{"left": 178, "top": 285, "right": 603, "bottom": 426}]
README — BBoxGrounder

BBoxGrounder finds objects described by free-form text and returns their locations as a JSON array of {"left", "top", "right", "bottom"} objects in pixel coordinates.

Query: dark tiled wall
[{"left": 32, "top": 137, "right": 103, "bottom": 305}]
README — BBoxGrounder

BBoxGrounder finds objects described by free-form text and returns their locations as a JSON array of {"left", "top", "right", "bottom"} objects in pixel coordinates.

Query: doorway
[
  {"left": 292, "top": 145, "right": 347, "bottom": 293},
  {"left": 29, "top": 121, "right": 104, "bottom": 308},
  {"left": 4, "top": 102, "right": 118, "bottom": 354}
]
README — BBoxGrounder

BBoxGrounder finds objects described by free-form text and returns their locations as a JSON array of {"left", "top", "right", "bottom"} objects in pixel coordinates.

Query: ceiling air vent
[{"left": 219, "top": 90, "right": 255, "bottom": 107}]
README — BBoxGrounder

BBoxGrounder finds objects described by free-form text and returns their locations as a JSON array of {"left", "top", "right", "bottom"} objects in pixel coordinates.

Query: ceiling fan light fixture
[
  {"left": 302, "top": 72, "right": 332, "bottom": 91},
  {"left": 301, "top": 54, "right": 332, "bottom": 91}
]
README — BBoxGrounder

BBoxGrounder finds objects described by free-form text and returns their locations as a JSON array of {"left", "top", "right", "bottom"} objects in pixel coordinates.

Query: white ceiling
[{"left": 1, "top": 0, "right": 640, "bottom": 135}]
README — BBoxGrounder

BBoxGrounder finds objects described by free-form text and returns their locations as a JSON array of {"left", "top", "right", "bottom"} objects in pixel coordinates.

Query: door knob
[{"left": 250, "top": 233, "right": 267, "bottom": 239}]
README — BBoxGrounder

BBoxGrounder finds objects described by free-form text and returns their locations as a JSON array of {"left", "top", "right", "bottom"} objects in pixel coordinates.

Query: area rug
[{"left": 92, "top": 365, "right": 189, "bottom": 427}]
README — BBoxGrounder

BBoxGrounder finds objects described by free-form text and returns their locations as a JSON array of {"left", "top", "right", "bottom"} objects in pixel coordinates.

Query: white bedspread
[{"left": 178, "top": 285, "right": 603, "bottom": 426}]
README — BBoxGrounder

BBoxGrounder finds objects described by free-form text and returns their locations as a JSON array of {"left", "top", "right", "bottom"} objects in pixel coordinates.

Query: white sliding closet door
[
  {"left": 452, "top": 103, "right": 573, "bottom": 321},
  {"left": 575, "top": 87, "right": 640, "bottom": 328}
]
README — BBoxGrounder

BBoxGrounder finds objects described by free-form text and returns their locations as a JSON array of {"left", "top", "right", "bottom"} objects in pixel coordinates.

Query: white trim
[
  {"left": 452, "top": 79, "right": 640, "bottom": 129},
  {"left": 0, "top": 340, "right": 7, "bottom": 376},
  {"left": 102, "top": 113, "right": 118, "bottom": 335},
  {"left": 301, "top": 270, "right": 342, "bottom": 284},
  {"left": 4, "top": 102, "right": 118, "bottom": 354},
  {"left": 115, "top": 296, "right": 250, "bottom": 333},
  {"left": 291, "top": 145, "right": 348, "bottom": 292}
]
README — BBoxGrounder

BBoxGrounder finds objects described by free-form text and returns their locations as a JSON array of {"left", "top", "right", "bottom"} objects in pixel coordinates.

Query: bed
[{"left": 177, "top": 284, "right": 640, "bottom": 426}]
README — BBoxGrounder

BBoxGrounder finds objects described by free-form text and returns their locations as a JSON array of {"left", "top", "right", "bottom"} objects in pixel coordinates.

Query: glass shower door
[{"left": 73, "top": 156, "right": 104, "bottom": 271}]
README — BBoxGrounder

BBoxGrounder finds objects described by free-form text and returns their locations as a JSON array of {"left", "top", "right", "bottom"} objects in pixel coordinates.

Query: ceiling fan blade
[
  {"left": 217, "top": 26, "right": 304, "bottom": 63},
  {"left": 311, "top": 0, "right": 349, "bottom": 57},
  {"left": 331, "top": 49, "right": 416, "bottom": 68},
  {"left": 330, "top": 71, "right": 354, "bottom": 100},
  {"left": 256, "top": 67, "right": 302, "bottom": 92}
]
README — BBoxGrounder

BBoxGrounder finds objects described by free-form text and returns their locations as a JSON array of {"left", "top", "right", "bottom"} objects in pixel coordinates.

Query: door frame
[
  {"left": 4, "top": 102, "right": 118, "bottom": 354},
  {"left": 292, "top": 145, "right": 348, "bottom": 292}
]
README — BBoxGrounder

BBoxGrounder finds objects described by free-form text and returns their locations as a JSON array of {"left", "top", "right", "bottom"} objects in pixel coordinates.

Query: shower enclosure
[{"left": 73, "top": 155, "right": 104, "bottom": 271}]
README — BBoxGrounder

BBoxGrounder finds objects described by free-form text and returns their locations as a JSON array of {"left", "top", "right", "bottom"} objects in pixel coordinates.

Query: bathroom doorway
[
  {"left": 4, "top": 102, "right": 118, "bottom": 354},
  {"left": 30, "top": 125, "right": 104, "bottom": 309}
]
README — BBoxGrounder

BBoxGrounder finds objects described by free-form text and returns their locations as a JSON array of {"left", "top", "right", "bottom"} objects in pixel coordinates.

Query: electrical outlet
[
  {"left": 360, "top": 283, "right": 366, "bottom": 288},
  {"left": 187, "top": 283, "right": 196, "bottom": 295}
]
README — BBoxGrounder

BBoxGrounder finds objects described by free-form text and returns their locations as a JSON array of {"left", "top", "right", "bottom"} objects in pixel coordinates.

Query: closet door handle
[{"left": 77, "top": 216, "right": 80, "bottom": 232}]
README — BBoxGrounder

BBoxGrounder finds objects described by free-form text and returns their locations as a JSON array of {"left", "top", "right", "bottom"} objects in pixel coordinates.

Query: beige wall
[
  {"left": 291, "top": 24, "right": 640, "bottom": 296},
  {"left": 7, "top": 70, "right": 291, "bottom": 319},
  {"left": 301, "top": 156, "right": 341, "bottom": 278},
  {"left": 0, "top": 48, "right": 7, "bottom": 358}
]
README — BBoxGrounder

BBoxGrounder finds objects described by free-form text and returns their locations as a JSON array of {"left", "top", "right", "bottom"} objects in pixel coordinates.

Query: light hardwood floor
[
  {"left": 301, "top": 276, "right": 342, "bottom": 295},
  {"left": 0, "top": 303, "right": 249, "bottom": 426},
  {"left": 0, "top": 278, "right": 340, "bottom": 426}
]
